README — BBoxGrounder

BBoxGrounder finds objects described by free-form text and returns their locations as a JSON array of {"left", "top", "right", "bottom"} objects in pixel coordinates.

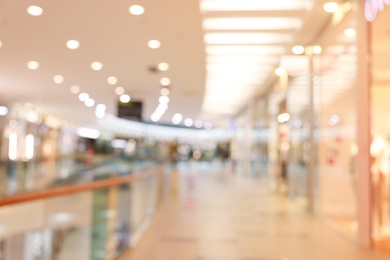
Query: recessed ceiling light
[
  {"left": 91, "top": 62, "right": 103, "bottom": 71},
  {"left": 159, "top": 96, "right": 169, "bottom": 104},
  {"left": 148, "top": 40, "right": 161, "bottom": 49},
  {"left": 27, "top": 61, "right": 39, "bottom": 70},
  {"left": 66, "top": 40, "right": 80, "bottom": 49},
  {"left": 323, "top": 2, "right": 338, "bottom": 13},
  {"left": 96, "top": 104, "right": 106, "bottom": 111},
  {"left": 344, "top": 28, "right": 356, "bottom": 37},
  {"left": 79, "top": 93, "right": 89, "bottom": 102},
  {"left": 85, "top": 98, "right": 95, "bottom": 107},
  {"left": 0, "top": 106, "right": 8, "bottom": 116},
  {"left": 160, "top": 87, "right": 170, "bottom": 96},
  {"left": 160, "top": 77, "right": 171, "bottom": 86},
  {"left": 292, "top": 45, "right": 305, "bottom": 55},
  {"left": 312, "top": 45, "right": 322, "bottom": 54},
  {"left": 115, "top": 86, "right": 125, "bottom": 95},
  {"left": 120, "top": 94, "right": 131, "bottom": 103},
  {"left": 129, "top": 5, "right": 145, "bottom": 15},
  {"left": 0, "top": 41, "right": 2, "bottom": 48},
  {"left": 70, "top": 85, "right": 80, "bottom": 94},
  {"left": 158, "top": 62, "right": 169, "bottom": 71},
  {"left": 107, "top": 76, "right": 118, "bottom": 85},
  {"left": 27, "top": 5, "right": 43, "bottom": 16},
  {"left": 53, "top": 75, "right": 64, "bottom": 84}
]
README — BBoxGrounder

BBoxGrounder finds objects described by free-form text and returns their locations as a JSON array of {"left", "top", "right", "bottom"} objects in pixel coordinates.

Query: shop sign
[{"left": 365, "top": 0, "right": 390, "bottom": 22}]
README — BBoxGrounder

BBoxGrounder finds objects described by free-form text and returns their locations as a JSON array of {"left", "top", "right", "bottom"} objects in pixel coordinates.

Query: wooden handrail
[{"left": 0, "top": 163, "right": 166, "bottom": 207}]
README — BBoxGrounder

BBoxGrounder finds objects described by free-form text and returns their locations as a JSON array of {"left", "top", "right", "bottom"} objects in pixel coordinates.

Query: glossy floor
[{"left": 119, "top": 161, "right": 388, "bottom": 260}]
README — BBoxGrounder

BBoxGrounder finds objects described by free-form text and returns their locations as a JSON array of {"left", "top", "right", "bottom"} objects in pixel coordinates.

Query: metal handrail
[{"left": 0, "top": 163, "right": 166, "bottom": 207}]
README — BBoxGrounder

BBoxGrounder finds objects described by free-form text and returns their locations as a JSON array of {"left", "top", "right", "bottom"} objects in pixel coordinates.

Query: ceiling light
[
  {"left": 0, "top": 41, "right": 2, "bottom": 48},
  {"left": 96, "top": 104, "right": 106, "bottom": 111},
  {"left": 79, "top": 93, "right": 89, "bottom": 102},
  {"left": 158, "top": 62, "right": 169, "bottom": 71},
  {"left": 27, "top": 61, "right": 39, "bottom": 70},
  {"left": 115, "top": 86, "right": 125, "bottom": 95},
  {"left": 312, "top": 45, "right": 322, "bottom": 54},
  {"left": 53, "top": 75, "right": 64, "bottom": 84},
  {"left": 0, "top": 106, "right": 8, "bottom": 116},
  {"left": 159, "top": 96, "right": 169, "bottom": 104},
  {"left": 160, "top": 77, "right": 171, "bottom": 86},
  {"left": 129, "top": 5, "right": 145, "bottom": 15},
  {"left": 275, "top": 67, "right": 286, "bottom": 76},
  {"left": 344, "top": 28, "right": 357, "bottom": 37},
  {"left": 292, "top": 45, "right": 305, "bottom": 55},
  {"left": 148, "top": 40, "right": 161, "bottom": 49},
  {"left": 203, "top": 18, "right": 301, "bottom": 30},
  {"left": 120, "top": 94, "right": 131, "bottom": 103},
  {"left": 66, "top": 40, "right": 80, "bottom": 49},
  {"left": 85, "top": 98, "right": 95, "bottom": 107},
  {"left": 184, "top": 118, "right": 194, "bottom": 127},
  {"left": 70, "top": 85, "right": 80, "bottom": 94},
  {"left": 172, "top": 113, "right": 183, "bottom": 124},
  {"left": 107, "top": 76, "right": 118, "bottom": 85},
  {"left": 91, "top": 62, "right": 103, "bottom": 71},
  {"left": 323, "top": 2, "right": 338, "bottom": 13},
  {"left": 160, "top": 87, "right": 170, "bottom": 96},
  {"left": 204, "top": 33, "right": 291, "bottom": 44},
  {"left": 27, "top": 5, "right": 43, "bottom": 16}
]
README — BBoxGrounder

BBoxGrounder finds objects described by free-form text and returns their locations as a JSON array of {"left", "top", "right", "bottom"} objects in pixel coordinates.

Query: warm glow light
[
  {"left": 344, "top": 28, "right": 357, "bottom": 37},
  {"left": 8, "top": 132, "right": 17, "bottom": 160},
  {"left": 115, "top": 87, "right": 125, "bottom": 95},
  {"left": 107, "top": 76, "right": 118, "bottom": 85},
  {"left": 25, "top": 134, "right": 34, "bottom": 161},
  {"left": 66, "top": 40, "right": 80, "bottom": 49},
  {"left": 292, "top": 45, "right": 305, "bottom": 55},
  {"left": 160, "top": 77, "right": 171, "bottom": 86},
  {"left": 323, "top": 2, "right": 339, "bottom": 13},
  {"left": 53, "top": 75, "right": 64, "bottom": 84},
  {"left": 120, "top": 94, "right": 131, "bottom": 103},
  {"left": 148, "top": 40, "right": 161, "bottom": 49},
  {"left": 85, "top": 98, "right": 95, "bottom": 107},
  {"left": 275, "top": 67, "right": 286, "bottom": 76},
  {"left": 27, "top": 5, "right": 43, "bottom": 16},
  {"left": 312, "top": 45, "right": 322, "bottom": 54},
  {"left": 78, "top": 93, "right": 89, "bottom": 102},
  {"left": 91, "top": 62, "right": 103, "bottom": 71},
  {"left": 204, "top": 33, "right": 291, "bottom": 44},
  {"left": 277, "top": 113, "right": 291, "bottom": 123},
  {"left": 129, "top": 5, "right": 145, "bottom": 15},
  {"left": 70, "top": 85, "right": 80, "bottom": 94},
  {"left": 158, "top": 62, "right": 169, "bottom": 71},
  {"left": 203, "top": 18, "right": 301, "bottom": 30},
  {"left": 27, "top": 61, "right": 39, "bottom": 70},
  {"left": 160, "top": 87, "right": 170, "bottom": 96}
]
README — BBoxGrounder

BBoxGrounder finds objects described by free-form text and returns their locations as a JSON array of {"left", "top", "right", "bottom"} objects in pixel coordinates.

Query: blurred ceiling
[{"left": 0, "top": 0, "right": 355, "bottom": 130}]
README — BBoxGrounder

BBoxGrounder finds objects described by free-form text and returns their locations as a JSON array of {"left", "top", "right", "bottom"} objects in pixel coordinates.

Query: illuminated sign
[{"left": 365, "top": 0, "right": 390, "bottom": 22}]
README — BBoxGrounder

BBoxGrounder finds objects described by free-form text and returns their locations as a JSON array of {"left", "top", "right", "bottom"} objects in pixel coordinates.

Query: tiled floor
[{"left": 119, "top": 161, "right": 389, "bottom": 260}]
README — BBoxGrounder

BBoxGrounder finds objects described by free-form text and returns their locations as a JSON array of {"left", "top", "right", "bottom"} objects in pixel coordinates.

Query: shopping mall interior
[{"left": 0, "top": 0, "right": 390, "bottom": 259}]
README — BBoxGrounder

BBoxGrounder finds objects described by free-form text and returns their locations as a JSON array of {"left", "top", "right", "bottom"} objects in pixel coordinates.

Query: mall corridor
[{"left": 118, "top": 162, "right": 388, "bottom": 260}]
